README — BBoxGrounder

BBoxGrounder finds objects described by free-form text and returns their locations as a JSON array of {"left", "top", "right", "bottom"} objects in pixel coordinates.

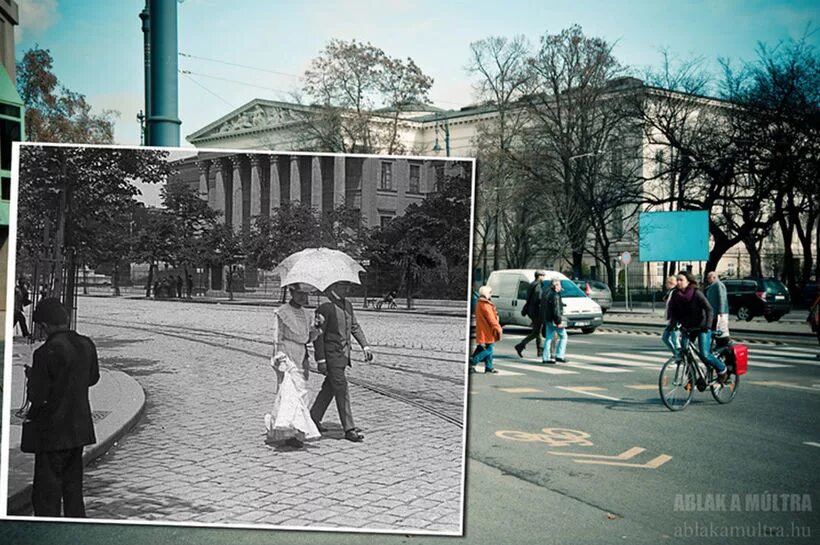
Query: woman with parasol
[{"left": 264, "top": 282, "right": 324, "bottom": 448}]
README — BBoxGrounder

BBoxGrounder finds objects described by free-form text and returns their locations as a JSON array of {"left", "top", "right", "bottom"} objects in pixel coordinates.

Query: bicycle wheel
[
  {"left": 711, "top": 352, "right": 740, "bottom": 404},
  {"left": 659, "top": 357, "right": 694, "bottom": 411}
]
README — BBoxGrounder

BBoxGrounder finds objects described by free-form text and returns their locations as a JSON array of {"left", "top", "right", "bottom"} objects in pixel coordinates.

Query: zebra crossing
[{"left": 491, "top": 345, "right": 818, "bottom": 376}]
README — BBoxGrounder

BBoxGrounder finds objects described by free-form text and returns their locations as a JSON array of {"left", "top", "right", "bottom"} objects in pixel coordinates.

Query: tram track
[{"left": 83, "top": 318, "right": 465, "bottom": 427}]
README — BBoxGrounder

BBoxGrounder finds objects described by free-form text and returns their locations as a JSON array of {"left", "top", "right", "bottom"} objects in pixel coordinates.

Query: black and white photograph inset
[{"left": 2, "top": 143, "right": 474, "bottom": 535}]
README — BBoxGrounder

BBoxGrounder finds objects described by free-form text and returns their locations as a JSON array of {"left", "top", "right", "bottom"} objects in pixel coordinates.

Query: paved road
[
  {"left": 3, "top": 312, "right": 818, "bottom": 544},
  {"left": 68, "top": 297, "right": 467, "bottom": 532}
]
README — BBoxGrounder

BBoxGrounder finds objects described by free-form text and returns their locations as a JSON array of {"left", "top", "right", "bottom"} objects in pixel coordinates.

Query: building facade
[{"left": 170, "top": 151, "right": 456, "bottom": 231}]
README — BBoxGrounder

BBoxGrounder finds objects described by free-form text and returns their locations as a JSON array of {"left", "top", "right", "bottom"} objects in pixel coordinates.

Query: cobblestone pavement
[{"left": 77, "top": 296, "right": 467, "bottom": 533}]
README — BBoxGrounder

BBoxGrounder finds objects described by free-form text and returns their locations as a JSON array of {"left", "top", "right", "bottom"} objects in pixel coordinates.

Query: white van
[{"left": 486, "top": 269, "right": 604, "bottom": 333}]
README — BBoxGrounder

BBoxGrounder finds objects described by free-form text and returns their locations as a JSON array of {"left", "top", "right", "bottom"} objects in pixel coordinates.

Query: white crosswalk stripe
[
  {"left": 569, "top": 354, "right": 658, "bottom": 369},
  {"left": 496, "top": 362, "right": 578, "bottom": 375}
]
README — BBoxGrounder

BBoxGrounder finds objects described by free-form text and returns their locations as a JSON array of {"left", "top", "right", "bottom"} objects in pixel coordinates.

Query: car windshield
[
  {"left": 763, "top": 280, "right": 788, "bottom": 294},
  {"left": 559, "top": 280, "right": 587, "bottom": 298}
]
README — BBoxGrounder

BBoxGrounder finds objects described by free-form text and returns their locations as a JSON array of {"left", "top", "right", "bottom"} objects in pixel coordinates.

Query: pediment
[{"left": 189, "top": 101, "right": 310, "bottom": 141}]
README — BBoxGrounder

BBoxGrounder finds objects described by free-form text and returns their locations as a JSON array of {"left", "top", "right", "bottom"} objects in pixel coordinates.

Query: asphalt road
[{"left": 3, "top": 311, "right": 818, "bottom": 544}]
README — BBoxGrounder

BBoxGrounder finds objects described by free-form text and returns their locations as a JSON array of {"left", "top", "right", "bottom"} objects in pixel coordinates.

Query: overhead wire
[
  {"left": 179, "top": 51, "right": 467, "bottom": 109},
  {"left": 180, "top": 72, "right": 235, "bottom": 108}
]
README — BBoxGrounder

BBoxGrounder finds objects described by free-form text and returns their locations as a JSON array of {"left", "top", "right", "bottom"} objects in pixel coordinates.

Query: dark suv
[{"left": 723, "top": 278, "right": 791, "bottom": 322}]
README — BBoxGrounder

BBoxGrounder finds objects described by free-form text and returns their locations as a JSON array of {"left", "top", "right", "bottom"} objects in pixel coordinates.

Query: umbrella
[{"left": 273, "top": 248, "right": 365, "bottom": 292}]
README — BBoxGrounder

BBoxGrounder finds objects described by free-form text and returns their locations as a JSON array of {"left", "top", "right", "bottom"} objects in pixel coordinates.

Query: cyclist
[{"left": 665, "top": 271, "right": 727, "bottom": 383}]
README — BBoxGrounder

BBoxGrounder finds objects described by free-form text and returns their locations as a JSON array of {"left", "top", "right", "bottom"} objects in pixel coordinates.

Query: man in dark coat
[
  {"left": 310, "top": 283, "right": 373, "bottom": 443},
  {"left": 515, "top": 270, "right": 546, "bottom": 358},
  {"left": 21, "top": 298, "right": 100, "bottom": 517},
  {"left": 540, "top": 277, "right": 569, "bottom": 364}
]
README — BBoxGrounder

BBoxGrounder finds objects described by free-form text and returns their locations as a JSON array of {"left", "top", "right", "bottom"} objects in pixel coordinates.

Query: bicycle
[
  {"left": 375, "top": 297, "right": 397, "bottom": 310},
  {"left": 658, "top": 326, "right": 740, "bottom": 411}
]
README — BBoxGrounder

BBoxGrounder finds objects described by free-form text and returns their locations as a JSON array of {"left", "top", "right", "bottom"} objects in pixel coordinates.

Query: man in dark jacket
[
  {"left": 540, "top": 277, "right": 569, "bottom": 364},
  {"left": 21, "top": 298, "right": 100, "bottom": 517},
  {"left": 515, "top": 270, "right": 546, "bottom": 359},
  {"left": 310, "top": 283, "right": 373, "bottom": 443}
]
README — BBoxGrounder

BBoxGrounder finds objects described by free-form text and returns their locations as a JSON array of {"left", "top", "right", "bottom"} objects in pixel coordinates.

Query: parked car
[
  {"left": 722, "top": 277, "right": 791, "bottom": 322},
  {"left": 572, "top": 279, "right": 612, "bottom": 313},
  {"left": 486, "top": 269, "right": 603, "bottom": 333}
]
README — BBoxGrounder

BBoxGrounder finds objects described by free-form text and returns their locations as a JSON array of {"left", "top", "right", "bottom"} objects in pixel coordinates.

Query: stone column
[
  {"left": 289, "top": 155, "right": 301, "bottom": 204},
  {"left": 249, "top": 154, "right": 262, "bottom": 220},
  {"left": 231, "top": 155, "right": 244, "bottom": 232},
  {"left": 269, "top": 155, "right": 281, "bottom": 213},
  {"left": 311, "top": 156, "right": 322, "bottom": 211},
  {"left": 333, "top": 156, "right": 346, "bottom": 208},
  {"left": 197, "top": 161, "right": 210, "bottom": 201},
  {"left": 361, "top": 158, "right": 379, "bottom": 227},
  {"left": 211, "top": 158, "right": 225, "bottom": 223}
]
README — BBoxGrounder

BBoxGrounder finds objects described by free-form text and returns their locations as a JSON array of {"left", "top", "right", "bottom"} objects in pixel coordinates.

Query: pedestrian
[
  {"left": 471, "top": 285, "right": 502, "bottom": 374},
  {"left": 310, "top": 282, "right": 374, "bottom": 443},
  {"left": 20, "top": 297, "right": 100, "bottom": 517},
  {"left": 704, "top": 271, "right": 730, "bottom": 337},
  {"left": 665, "top": 271, "right": 727, "bottom": 382},
  {"left": 175, "top": 275, "right": 183, "bottom": 298},
  {"left": 661, "top": 275, "right": 680, "bottom": 357},
  {"left": 14, "top": 277, "right": 31, "bottom": 338},
  {"left": 186, "top": 274, "right": 194, "bottom": 298},
  {"left": 540, "top": 277, "right": 569, "bottom": 364},
  {"left": 514, "top": 270, "right": 546, "bottom": 359},
  {"left": 264, "top": 283, "right": 323, "bottom": 448}
]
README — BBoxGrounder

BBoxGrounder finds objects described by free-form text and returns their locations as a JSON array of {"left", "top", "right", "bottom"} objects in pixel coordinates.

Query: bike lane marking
[
  {"left": 556, "top": 386, "right": 622, "bottom": 401},
  {"left": 624, "top": 384, "right": 658, "bottom": 390},
  {"left": 804, "top": 442, "right": 820, "bottom": 448}
]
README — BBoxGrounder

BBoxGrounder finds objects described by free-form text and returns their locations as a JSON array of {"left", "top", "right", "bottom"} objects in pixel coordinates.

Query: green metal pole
[
  {"left": 147, "top": 0, "right": 180, "bottom": 146},
  {"left": 139, "top": 4, "right": 151, "bottom": 145}
]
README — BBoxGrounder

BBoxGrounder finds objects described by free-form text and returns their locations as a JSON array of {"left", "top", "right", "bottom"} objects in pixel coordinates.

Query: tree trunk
[
  {"left": 145, "top": 262, "right": 155, "bottom": 298},
  {"left": 743, "top": 239, "right": 762, "bottom": 278},
  {"left": 795, "top": 211, "right": 816, "bottom": 286},
  {"left": 778, "top": 213, "right": 796, "bottom": 291}
]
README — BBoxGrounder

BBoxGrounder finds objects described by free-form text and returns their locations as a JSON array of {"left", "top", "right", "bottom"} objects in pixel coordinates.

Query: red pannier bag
[{"left": 731, "top": 343, "right": 748, "bottom": 375}]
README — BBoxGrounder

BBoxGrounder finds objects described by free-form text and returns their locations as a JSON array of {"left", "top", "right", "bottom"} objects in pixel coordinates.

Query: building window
[
  {"left": 380, "top": 215, "right": 393, "bottom": 228},
  {"left": 380, "top": 162, "right": 393, "bottom": 191},
  {"left": 1, "top": 176, "right": 10, "bottom": 201},
  {"left": 409, "top": 164, "right": 420, "bottom": 193},
  {"left": 612, "top": 207, "right": 624, "bottom": 239}
]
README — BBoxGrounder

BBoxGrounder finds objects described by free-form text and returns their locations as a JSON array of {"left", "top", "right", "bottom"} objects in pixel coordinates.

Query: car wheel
[
  {"left": 737, "top": 306, "right": 752, "bottom": 322},
  {"left": 581, "top": 327, "right": 596, "bottom": 334}
]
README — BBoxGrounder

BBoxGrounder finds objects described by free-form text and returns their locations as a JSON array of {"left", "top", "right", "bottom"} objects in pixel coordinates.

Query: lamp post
[{"left": 432, "top": 113, "right": 450, "bottom": 157}]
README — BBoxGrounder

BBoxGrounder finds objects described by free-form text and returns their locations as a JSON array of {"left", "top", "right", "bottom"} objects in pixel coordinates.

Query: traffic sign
[{"left": 621, "top": 251, "right": 632, "bottom": 265}]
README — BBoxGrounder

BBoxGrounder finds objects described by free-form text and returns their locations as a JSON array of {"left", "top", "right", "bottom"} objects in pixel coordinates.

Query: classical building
[
  {"left": 170, "top": 151, "right": 459, "bottom": 231},
  {"left": 185, "top": 82, "right": 816, "bottom": 292}
]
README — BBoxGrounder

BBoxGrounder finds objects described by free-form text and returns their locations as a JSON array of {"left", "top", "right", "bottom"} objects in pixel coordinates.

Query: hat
[
  {"left": 535, "top": 270, "right": 546, "bottom": 278},
  {"left": 478, "top": 285, "right": 493, "bottom": 298},
  {"left": 32, "top": 297, "right": 69, "bottom": 326}
]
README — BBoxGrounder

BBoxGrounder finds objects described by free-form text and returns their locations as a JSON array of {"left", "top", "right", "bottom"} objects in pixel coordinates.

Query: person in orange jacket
[{"left": 471, "top": 285, "right": 503, "bottom": 374}]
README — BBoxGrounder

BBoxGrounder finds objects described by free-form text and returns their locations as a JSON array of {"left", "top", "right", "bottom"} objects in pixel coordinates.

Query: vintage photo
[{"left": 2, "top": 143, "right": 473, "bottom": 534}]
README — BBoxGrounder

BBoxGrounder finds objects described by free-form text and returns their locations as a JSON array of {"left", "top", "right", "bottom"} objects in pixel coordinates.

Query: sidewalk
[{"left": 5, "top": 337, "right": 146, "bottom": 515}]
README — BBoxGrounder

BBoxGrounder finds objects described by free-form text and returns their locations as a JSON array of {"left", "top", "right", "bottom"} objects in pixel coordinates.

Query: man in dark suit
[
  {"left": 21, "top": 298, "right": 100, "bottom": 517},
  {"left": 515, "top": 270, "right": 546, "bottom": 358},
  {"left": 310, "top": 282, "right": 373, "bottom": 443}
]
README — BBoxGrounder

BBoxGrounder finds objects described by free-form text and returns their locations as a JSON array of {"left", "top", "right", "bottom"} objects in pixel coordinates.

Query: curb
[{"left": 7, "top": 370, "right": 146, "bottom": 516}]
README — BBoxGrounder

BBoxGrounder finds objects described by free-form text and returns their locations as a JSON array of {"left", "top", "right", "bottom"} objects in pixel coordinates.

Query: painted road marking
[
  {"left": 549, "top": 446, "right": 645, "bottom": 460},
  {"left": 600, "top": 352, "right": 665, "bottom": 364},
  {"left": 804, "top": 442, "right": 820, "bottom": 448},
  {"left": 475, "top": 368, "right": 524, "bottom": 376},
  {"left": 563, "top": 362, "right": 632, "bottom": 373},
  {"left": 498, "top": 387, "right": 543, "bottom": 394},
  {"left": 496, "top": 428, "right": 593, "bottom": 447},
  {"left": 574, "top": 454, "right": 673, "bottom": 469},
  {"left": 572, "top": 354, "right": 658, "bottom": 368},
  {"left": 748, "top": 381, "right": 820, "bottom": 393},
  {"left": 625, "top": 384, "right": 658, "bottom": 390},
  {"left": 644, "top": 350, "right": 792, "bottom": 369},
  {"left": 556, "top": 386, "right": 622, "bottom": 401},
  {"left": 497, "top": 362, "right": 578, "bottom": 375}
]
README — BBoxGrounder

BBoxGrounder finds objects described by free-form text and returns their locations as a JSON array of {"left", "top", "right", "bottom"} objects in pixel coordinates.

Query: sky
[{"left": 13, "top": 0, "right": 820, "bottom": 147}]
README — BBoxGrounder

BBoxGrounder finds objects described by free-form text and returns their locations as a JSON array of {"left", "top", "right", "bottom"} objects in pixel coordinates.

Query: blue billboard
[{"left": 639, "top": 210, "right": 709, "bottom": 262}]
